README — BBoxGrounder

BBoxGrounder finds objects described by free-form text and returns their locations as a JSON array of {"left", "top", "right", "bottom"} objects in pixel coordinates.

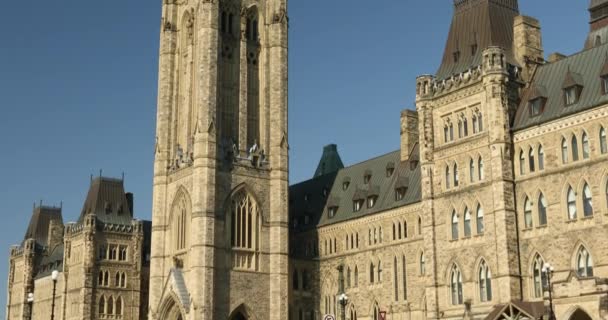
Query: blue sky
[{"left": 0, "top": 1, "right": 588, "bottom": 316}]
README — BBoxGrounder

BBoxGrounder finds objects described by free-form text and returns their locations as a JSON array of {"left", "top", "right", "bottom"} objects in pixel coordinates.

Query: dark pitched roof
[
  {"left": 314, "top": 144, "right": 345, "bottom": 178},
  {"left": 24, "top": 206, "right": 63, "bottom": 247},
  {"left": 79, "top": 177, "right": 134, "bottom": 226},
  {"left": 290, "top": 146, "right": 422, "bottom": 229},
  {"left": 513, "top": 43, "right": 608, "bottom": 131},
  {"left": 35, "top": 244, "right": 64, "bottom": 279},
  {"left": 436, "top": 0, "right": 520, "bottom": 80}
]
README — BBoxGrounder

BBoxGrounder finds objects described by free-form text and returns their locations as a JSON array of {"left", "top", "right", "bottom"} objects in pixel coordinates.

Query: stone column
[
  {"left": 266, "top": 1, "right": 290, "bottom": 320},
  {"left": 482, "top": 46, "right": 522, "bottom": 302},
  {"left": 191, "top": 1, "right": 220, "bottom": 319},
  {"left": 149, "top": 2, "right": 179, "bottom": 317}
]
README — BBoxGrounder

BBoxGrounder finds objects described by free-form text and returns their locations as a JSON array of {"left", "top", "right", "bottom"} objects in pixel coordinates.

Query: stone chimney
[
  {"left": 47, "top": 219, "right": 64, "bottom": 251},
  {"left": 401, "top": 109, "right": 419, "bottom": 162},
  {"left": 513, "top": 15, "right": 544, "bottom": 82}
]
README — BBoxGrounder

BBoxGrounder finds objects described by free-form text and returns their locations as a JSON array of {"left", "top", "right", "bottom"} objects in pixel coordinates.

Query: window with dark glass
[
  {"left": 564, "top": 86, "right": 580, "bottom": 106},
  {"left": 395, "top": 187, "right": 407, "bottom": 201},
  {"left": 528, "top": 98, "right": 544, "bottom": 117}
]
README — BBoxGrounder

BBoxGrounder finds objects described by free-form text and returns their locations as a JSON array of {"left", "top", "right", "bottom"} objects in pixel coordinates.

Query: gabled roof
[
  {"left": 436, "top": 0, "right": 520, "bottom": 80},
  {"left": 24, "top": 206, "right": 63, "bottom": 247},
  {"left": 290, "top": 146, "right": 422, "bottom": 229},
  {"left": 513, "top": 43, "right": 608, "bottom": 131},
  {"left": 79, "top": 177, "right": 134, "bottom": 226},
  {"left": 484, "top": 300, "right": 545, "bottom": 320}
]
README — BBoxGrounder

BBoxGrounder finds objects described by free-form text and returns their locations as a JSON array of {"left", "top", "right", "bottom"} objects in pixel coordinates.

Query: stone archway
[
  {"left": 230, "top": 312, "right": 247, "bottom": 320},
  {"left": 569, "top": 309, "right": 593, "bottom": 320},
  {"left": 159, "top": 296, "right": 185, "bottom": 320}
]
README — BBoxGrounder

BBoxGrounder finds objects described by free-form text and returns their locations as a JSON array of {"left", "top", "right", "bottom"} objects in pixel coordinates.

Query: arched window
[
  {"left": 292, "top": 269, "right": 299, "bottom": 290},
  {"left": 478, "top": 157, "right": 484, "bottom": 180},
  {"left": 469, "top": 158, "right": 475, "bottom": 183},
  {"left": 567, "top": 186, "right": 577, "bottom": 220},
  {"left": 370, "top": 263, "right": 375, "bottom": 284},
  {"left": 402, "top": 255, "right": 408, "bottom": 300},
  {"left": 354, "top": 266, "right": 359, "bottom": 287},
  {"left": 463, "top": 117, "right": 469, "bottom": 136},
  {"left": 392, "top": 223, "right": 396, "bottom": 240},
  {"left": 398, "top": 223, "right": 402, "bottom": 239},
  {"left": 478, "top": 112, "right": 484, "bottom": 132},
  {"left": 519, "top": 150, "right": 525, "bottom": 175},
  {"left": 577, "top": 247, "right": 594, "bottom": 277},
  {"left": 444, "top": 126, "right": 449, "bottom": 143},
  {"left": 350, "top": 307, "right": 358, "bottom": 320},
  {"left": 476, "top": 205, "right": 484, "bottom": 234},
  {"left": 582, "top": 132, "right": 590, "bottom": 159},
  {"left": 377, "top": 261, "right": 383, "bottom": 283},
  {"left": 420, "top": 252, "right": 426, "bottom": 275},
  {"left": 479, "top": 260, "right": 492, "bottom": 302},
  {"left": 394, "top": 257, "right": 399, "bottom": 301},
  {"left": 583, "top": 183, "right": 593, "bottom": 217},
  {"left": 172, "top": 193, "right": 189, "bottom": 252},
  {"left": 464, "top": 208, "right": 471, "bottom": 237},
  {"left": 418, "top": 217, "right": 422, "bottom": 235},
  {"left": 107, "top": 296, "right": 114, "bottom": 315},
  {"left": 446, "top": 166, "right": 451, "bottom": 189},
  {"left": 104, "top": 271, "right": 109, "bottom": 286},
  {"left": 115, "top": 296, "right": 123, "bottom": 315},
  {"left": 532, "top": 255, "right": 547, "bottom": 298},
  {"left": 121, "top": 273, "right": 126, "bottom": 288},
  {"left": 572, "top": 136, "right": 579, "bottom": 161},
  {"left": 98, "top": 295, "right": 105, "bottom": 315},
  {"left": 98, "top": 271, "right": 104, "bottom": 286},
  {"left": 372, "top": 304, "right": 380, "bottom": 320},
  {"left": 230, "top": 189, "right": 261, "bottom": 271},
  {"left": 538, "top": 145, "right": 545, "bottom": 170},
  {"left": 245, "top": 8, "right": 261, "bottom": 147},
  {"left": 529, "top": 147, "right": 535, "bottom": 172},
  {"left": 453, "top": 164, "right": 459, "bottom": 187},
  {"left": 538, "top": 194, "right": 548, "bottom": 226},
  {"left": 600, "top": 127, "right": 607, "bottom": 154},
  {"left": 562, "top": 138, "right": 569, "bottom": 163},
  {"left": 347, "top": 267, "right": 351, "bottom": 288},
  {"left": 115, "top": 272, "right": 120, "bottom": 287},
  {"left": 449, "top": 123, "right": 454, "bottom": 141},
  {"left": 450, "top": 265, "right": 463, "bottom": 305},
  {"left": 451, "top": 210, "right": 459, "bottom": 240},
  {"left": 302, "top": 270, "right": 309, "bottom": 291},
  {"left": 472, "top": 115, "right": 478, "bottom": 134},
  {"left": 458, "top": 120, "right": 463, "bottom": 138},
  {"left": 524, "top": 197, "right": 533, "bottom": 228},
  {"left": 403, "top": 221, "right": 408, "bottom": 238}
]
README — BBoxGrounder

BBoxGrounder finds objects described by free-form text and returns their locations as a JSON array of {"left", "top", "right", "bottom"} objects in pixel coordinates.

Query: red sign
[{"left": 379, "top": 311, "right": 387, "bottom": 320}]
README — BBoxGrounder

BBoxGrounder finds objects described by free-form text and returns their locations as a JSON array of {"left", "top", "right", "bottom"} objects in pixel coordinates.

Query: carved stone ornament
[
  {"left": 272, "top": 6, "right": 288, "bottom": 24},
  {"left": 185, "top": 11, "right": 195, "bottom": 41}
]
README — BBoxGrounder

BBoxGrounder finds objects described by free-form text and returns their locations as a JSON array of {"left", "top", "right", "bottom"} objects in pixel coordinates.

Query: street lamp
[
  {"left": 542, "top": 263, "right": 556, "bottom": 320},
  {"left": 26, "top": 292, "right": 34, "bottom": 320},
  {"left": 50, "top": 270, "right": 59, "bottom": 320},
  {"left": 338, "top": 293, "right": 349, "bottom": 320}
]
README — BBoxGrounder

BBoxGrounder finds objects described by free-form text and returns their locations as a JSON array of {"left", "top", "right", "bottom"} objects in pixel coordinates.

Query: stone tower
[{"left": 148, "top": 0, "right": 289, "bottom": 319}]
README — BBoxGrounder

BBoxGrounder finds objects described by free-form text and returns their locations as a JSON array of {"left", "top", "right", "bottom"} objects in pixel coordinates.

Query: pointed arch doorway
[
  {"left": 569, "top": 309, "right": 592, "bottom": 320},
  {"left": 230, "top": 312, "right": 247, "bottom": 320},
  {"left": 159, "top": 296, "right": 185, "bottom": 320}
]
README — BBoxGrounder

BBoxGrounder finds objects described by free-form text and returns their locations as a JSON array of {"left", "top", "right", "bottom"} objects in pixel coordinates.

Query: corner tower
[{"left": 149, "top": 0, "right": 289, "bottom": 319}]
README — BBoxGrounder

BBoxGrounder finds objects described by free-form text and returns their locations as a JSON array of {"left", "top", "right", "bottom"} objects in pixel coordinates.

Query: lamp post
[
  {"left": 338, "top": 293, "right": 349, "bottom": 320},
  {"left": 542, "top": 263, "right": 556, "bottom": 320},
  {"left": 50, "top": 270, "right": 58, "bottom": 320},
  {"left": 336, "top": 265, "right": 348, "bottom": 320},
  {"left": 26, "top": 292, "right": 34, "bottom": 320}
]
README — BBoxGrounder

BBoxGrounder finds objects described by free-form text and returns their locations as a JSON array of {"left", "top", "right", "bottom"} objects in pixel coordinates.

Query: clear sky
[{"left": 0, "top": 0, "right": 588, "bottom": 316}]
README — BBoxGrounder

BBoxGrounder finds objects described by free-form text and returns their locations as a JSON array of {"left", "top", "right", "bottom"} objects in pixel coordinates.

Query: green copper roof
[{"left": 314, "top": 144, "right": 345, "bottom": 178}]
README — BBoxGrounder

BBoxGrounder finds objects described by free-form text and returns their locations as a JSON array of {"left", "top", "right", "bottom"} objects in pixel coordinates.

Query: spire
[
  {"left": 313, "top": 144, "right": 344, "bottom": 178},
  {"left": 436, "top": 0, "right": 520, "bottom": 79}
]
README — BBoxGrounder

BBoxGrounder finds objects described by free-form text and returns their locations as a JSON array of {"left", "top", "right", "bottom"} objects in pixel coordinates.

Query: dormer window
[
  {"left": 322, "top": 188, "right": 329, "bottom": 197},
  {"left": 528, "top": 97, "right": 545, "bottom": 117},
  {"left": 364, "top": 173, "right": 372, "bottom": 184},
  {"left": 386, "top": 163, "right": 395, "bottom": 177},
  {"left": 453, "top": 50, "right": 461, "bottom": 63},
  {"left": 395, "top": 187, "right": 407, "bottom": 201},
  {"left": 471, "top": 44, "right": 478, "bottom": 56},
  {"left": 304, "top": 194, "right": 310, "bottom": 202},
  {"left": 342, "top": 181, "right": 350, "bottom": 190},
  {"left": 353, "top": 199, "right": 364, "bottom": 212},
  {"left": 328, "top": 206, "right": 338, "bottom": 218},
  {"left": 602, "top": 76, "right": 608, "bottom": 95},
  {"left": 564, "top": 86, "right": 580, "bottom": 106},
  {"left": 367, "top": 195, "right": 378, "bottom": 209}
]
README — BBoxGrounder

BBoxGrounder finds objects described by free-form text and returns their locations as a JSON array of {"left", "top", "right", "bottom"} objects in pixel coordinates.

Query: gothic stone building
[
  {"left": 290, "top": 1, "right": 608, "bottom": 320},
  {"left": 5, "top": 177, "right": 151, "bottom": 320}
]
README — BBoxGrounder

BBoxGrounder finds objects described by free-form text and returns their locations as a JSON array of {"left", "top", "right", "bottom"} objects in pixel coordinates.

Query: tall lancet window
[
  {"left": 172, "top": 192, "right": 190, "bottom": 252},
  {"left": 218, "top": 4, "right": 240, "bottom": 144},
  {"left": 246, "top": 8, "right": 261, "bottom": 149},
  {"left": 230, "top": 188, "right": 261, "bottom": 271}
]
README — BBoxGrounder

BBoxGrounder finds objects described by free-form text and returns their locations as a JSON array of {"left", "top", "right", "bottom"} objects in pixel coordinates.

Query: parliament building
[{"left": 6, "top": 0, "right": 608, "bottom": 319}]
